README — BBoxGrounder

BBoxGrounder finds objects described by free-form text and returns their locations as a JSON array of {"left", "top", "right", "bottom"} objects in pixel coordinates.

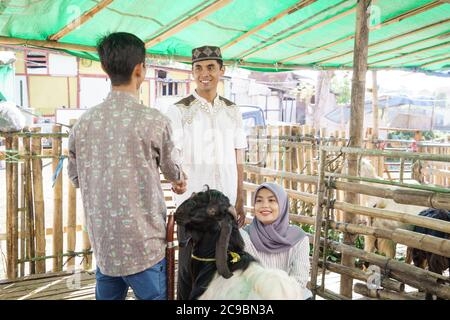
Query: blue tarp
[{"left": 325, "top": 95, "right": 435, "bottom": 123}]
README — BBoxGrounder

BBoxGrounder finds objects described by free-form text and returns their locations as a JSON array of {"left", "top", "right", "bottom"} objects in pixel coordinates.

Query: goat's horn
[
  {"left": 215, "top": 219, "right": 233, "bottom": 279},
  {"left": 228, "top": 206, "right": 237, "bottom": 221}
]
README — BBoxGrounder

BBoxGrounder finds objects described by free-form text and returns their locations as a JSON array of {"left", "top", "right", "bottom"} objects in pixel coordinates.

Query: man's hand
[
  {"left": 171, "top": 171, "right": 187, "bottom": 195},
  {"left": 235, "top": 197, "right": 245, "bottom": 228}
]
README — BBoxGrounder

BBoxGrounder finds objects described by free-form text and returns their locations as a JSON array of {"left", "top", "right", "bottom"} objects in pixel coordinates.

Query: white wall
[{"left": 79, "top": 77, "right": 110, "bottom": 108}]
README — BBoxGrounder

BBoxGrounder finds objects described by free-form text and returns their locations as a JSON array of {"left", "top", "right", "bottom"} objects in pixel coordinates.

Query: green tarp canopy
[{"left": 0, "top": 0, "right": 449, "bottom": 72}]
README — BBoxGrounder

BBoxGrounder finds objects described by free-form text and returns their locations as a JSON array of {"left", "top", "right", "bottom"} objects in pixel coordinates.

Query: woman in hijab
[{"left": 240, "top": 182, "right": 312, "bottom": 299}]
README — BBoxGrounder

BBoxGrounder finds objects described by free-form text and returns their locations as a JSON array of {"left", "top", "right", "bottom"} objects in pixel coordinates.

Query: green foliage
[
  {"left": 387, "top": 130, "right": 434, "bottom": 141},
  {"left": 331, "top": 73, "right": 351, "bottom": 105}
]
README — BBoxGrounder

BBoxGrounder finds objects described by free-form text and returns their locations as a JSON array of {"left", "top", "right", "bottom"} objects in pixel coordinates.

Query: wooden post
[
  {"left": 283, "top": 126, "right": 292, "bottom": 190},
  {"left": 82, "top": 228, "right": 92, "bottom": 271},
  {"left": 341, "top": 0, "right": 371, "bottom": 299},
  {"left": 19, "top": 162, "right": 25, "bottom": 277},
  {"left": 277, "top": 126, "right": 283, "bottom": 185},
  {"left": 31, "top": 128, "right": 46, "bottom": 273},
  {"left": 6, "top": 135, "right": 19, "bottom": 279},
  {"left": 303, "top": 125, "right": 313, "bottom": 194},
  {"left": 309, "top": 126, "right": 317, "bottom": 194},
  {"left": 371, "top": 70, "right": 379, "bottom": 140},
  {"left": 66, "top": 150, "right": 77, "bottom": 270},
  {"left": 67, "top": 119, "right": 77, "bottom": 271},
  {"left": 310, "top": 148, "right": 327, "bottom": 298},
  {"left": 267, "top": 126, "right": 274, "bottom": 171},
  {"left": 52, "top": 125, "right": 63, "bottom": 272},
  {"left": 297, "top": 125, "right": 305, "bottom": 192},
  {"left": 23, "top": 130, "right": 35, "bottom": 274}
]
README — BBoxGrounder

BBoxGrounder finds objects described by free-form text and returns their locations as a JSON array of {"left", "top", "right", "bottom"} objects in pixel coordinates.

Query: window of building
[
  {"left": 157, "top": 81, "right": 184, "bottom": 97},
  {"left": 26, "top": 51, "right": 48, "bottom": 74}
]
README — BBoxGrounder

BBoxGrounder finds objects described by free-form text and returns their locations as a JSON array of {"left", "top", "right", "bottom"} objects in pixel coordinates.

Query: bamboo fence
[
  {"left": 0, "top": 127, "right": 92, "bottom": 280},
  {"left": 244, "top": 124, "right": 450, "bottom": 300}
]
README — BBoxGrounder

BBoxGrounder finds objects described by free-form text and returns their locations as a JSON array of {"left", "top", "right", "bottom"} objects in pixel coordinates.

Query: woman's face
[{"left": 254, "top": 188, "right": 279, "bottom": 225}]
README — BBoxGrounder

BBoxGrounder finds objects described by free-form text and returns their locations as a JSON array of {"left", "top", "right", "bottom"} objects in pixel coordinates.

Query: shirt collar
[
  {"left": 107, "top": 90, "right": 139, "bottom": 103},
  {"left": 193, "top": 90, "right": 221, "bottom": 107}
]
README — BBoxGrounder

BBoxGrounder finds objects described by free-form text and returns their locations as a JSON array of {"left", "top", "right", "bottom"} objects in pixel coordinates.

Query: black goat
[
  {"left": 174, "top": 187, "right": 303, "bottom": 300},
  {"left": 407, "top": 208, "right": 450, "bottom": 300},
  {"left": 175, "top": 188, "right": 255, "bottom": 299}
]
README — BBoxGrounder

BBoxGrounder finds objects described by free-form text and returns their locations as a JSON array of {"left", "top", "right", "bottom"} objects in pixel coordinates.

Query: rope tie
[{"left": 4, "top": 149, "right": 21, "bottom": 163}]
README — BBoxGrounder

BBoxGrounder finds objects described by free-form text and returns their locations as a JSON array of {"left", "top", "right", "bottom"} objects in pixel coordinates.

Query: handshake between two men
[{"left": 171, "top": 171, "right": 188, "bottom": 195}]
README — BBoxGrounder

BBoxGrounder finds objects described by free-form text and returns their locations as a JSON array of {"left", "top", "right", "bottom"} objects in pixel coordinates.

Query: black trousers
[{"left": 177, "top": 225, "right": 192, "bottom": 300}]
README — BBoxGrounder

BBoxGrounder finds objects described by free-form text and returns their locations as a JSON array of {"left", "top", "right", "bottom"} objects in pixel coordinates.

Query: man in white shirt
[{"left": 165, "top": 45, "right": 247, "bottom": 299}]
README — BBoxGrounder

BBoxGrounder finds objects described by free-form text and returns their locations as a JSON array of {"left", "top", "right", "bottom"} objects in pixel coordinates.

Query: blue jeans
[{"left": 95, "top": 258, "right": 167, "bottom": 300}]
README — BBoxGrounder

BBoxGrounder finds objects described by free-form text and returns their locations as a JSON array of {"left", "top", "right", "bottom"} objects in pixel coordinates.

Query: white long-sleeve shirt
[
  {"left": 240, "top": 228, "right": 313, "bottom": 299},
  {"left": 165, "top": 91, "right": 247, "bottom": 206}
]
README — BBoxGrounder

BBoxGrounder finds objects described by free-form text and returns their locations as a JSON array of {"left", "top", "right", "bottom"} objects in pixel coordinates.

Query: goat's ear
[
  {"left": 228, "top": 206, "right": 238, "bottom": 221},
  {"left": 215, "top": 219, "right": 233, "bottom": 279}
]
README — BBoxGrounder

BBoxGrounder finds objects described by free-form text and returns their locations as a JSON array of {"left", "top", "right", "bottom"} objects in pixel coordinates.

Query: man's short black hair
[{"left": 97, "top": 32, "right": 146, "bottom": 86}]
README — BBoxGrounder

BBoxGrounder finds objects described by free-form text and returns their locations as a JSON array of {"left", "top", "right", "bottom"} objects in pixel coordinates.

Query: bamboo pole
[
  {"left": 335, "top": 181, "right": 450, "bottom": 211},
  {"left": 82, "top": 229, "right": 92, "bottom": 271},
  {"left": 145, "top": 0, "right": 233, "bottom": 48},
  {"left": 6, "top": 135, "right": 19, "bottom": 279},
  {"left": 19, "top": 163, "right": 25, "bottom": 277},
  {"left": 48, "top": 0, "right": 114, "bottom": 41},
  {"left": 222, "top": 0, "right": 317, "bottom": 50},
  {"left": 66, "top": 147, "right": 76, "bottom": 270},
  {"left": 319, "top": 260, "right": 405, "bottom": 292},
  {"left": 31, "top": 128, "right": 45, "bottom": 274},
  {"left": 321, "top": 145, "right": 450, "bottom": 162},
  {"left": 310, "top": 148, "right": 327, "bottom": 298},
  {"left": 52, "top": 125, "right": 63, "bottom": 272},
  {"left": 389, "top": 270, "right": 449, "bottom": 300},
  {"left": 243, "top": 166, "right": 450, "bottom": 210},
  {"left": 309, "top": 127, "right": 317, "bottom": 194},
  {"left": 240, "top": 5, "right": 356, "bottom": 59},
  {"left": 304, "top": 126, "right": 313, "bottom": 193},
  {"left": 244, "top": 182, "right": 316, "bottom": 204},
  {"left": 333, "top": 200, "right": 450, "bottom": 235},
  {"left": 283, "top": 126, "right": 292, "bottom": 190},
  {"left": 266, "top": 126, "right": 274, "bottom": 171},
  {"left": 289, "top": 213, "right": 450, "bottom": 258},
  {"left": 23, "top": 130, "right": 35, "bottom": 274},
  {"left": 297, "top": 126, "right": 305, "bottom": 192},
  {"left": 277, "top": 126, "right": 283, "bottom": 185},
  {"left": 316, "top": 17, "right": 450, "bottom": 65},
  {"left": 353, "top": 283, "right": 419, "bottom": 300},
  {"left": 341, "top": 0, "right": 371, "bottom": 298},
  {"left": 66, "top": 120, "right": 78, "bottom": 268},
  {"left": 305, "top": 232, "right": 450, "bottom": 299},
  {"left": 320, "top": 237, "right": 450, "bottom": 290}
]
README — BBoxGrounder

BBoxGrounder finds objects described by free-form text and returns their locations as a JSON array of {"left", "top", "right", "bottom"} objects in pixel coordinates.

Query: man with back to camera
[
  {"left": 68, "top": 32, "right": 186, "bottom": 300},
  {"left": 165, "top": 45, "right": 247, "bottom": 299}
]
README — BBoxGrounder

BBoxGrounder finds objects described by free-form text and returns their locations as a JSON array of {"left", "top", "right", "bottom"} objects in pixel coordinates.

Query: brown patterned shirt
[{"left": 68, "top": 91, "right": 181, "bottom": 276}]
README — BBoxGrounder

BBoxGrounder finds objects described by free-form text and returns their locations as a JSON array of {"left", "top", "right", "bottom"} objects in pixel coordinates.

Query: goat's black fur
[
  {"left": 175, "top": 187, "right": 256, "bottom": 300},
  {"left": 409, "top": 208, "right": 450, "bottom": 300}
]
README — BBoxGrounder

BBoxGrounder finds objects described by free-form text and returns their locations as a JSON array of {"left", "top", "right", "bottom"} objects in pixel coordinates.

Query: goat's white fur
[{"left": 199, "top": 262, "right": 304, "bottom": 300}]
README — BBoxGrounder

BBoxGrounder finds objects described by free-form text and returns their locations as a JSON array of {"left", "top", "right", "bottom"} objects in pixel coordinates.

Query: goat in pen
[
  {"left": 174, "top": 187, "right": 304, "bottom": 300},
  {"left": 340, "top": 158, "right": 427, "bottom": 259}
]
